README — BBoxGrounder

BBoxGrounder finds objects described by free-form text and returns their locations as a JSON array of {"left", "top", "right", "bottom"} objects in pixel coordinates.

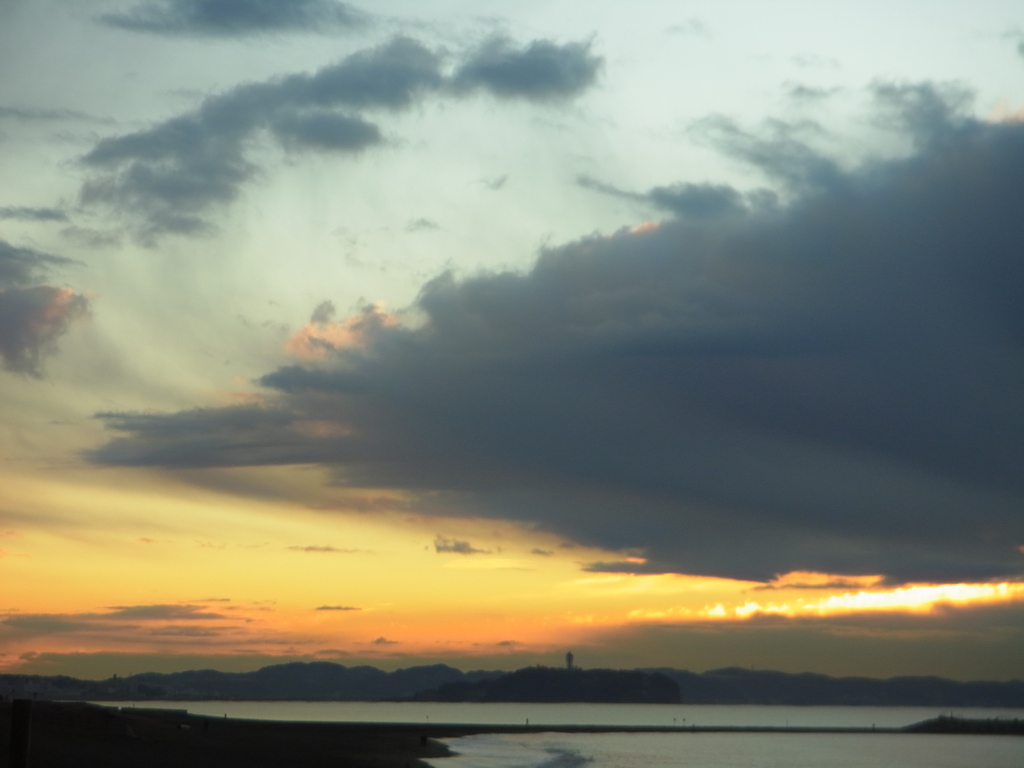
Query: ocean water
[
  {"left": 94, "top": 701, "right": 1024, "bottom": 767},
  {"left": 427, "top": 731, "right": 1024, "bottom": 768},
  {"left": 93, "top": 700, "right": 1024, "bottom": 729}
]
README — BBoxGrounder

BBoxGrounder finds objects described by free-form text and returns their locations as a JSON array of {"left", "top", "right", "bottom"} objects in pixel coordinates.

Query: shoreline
[{"left": 2, "top": 702, "right": 1021, "bottom": 768}]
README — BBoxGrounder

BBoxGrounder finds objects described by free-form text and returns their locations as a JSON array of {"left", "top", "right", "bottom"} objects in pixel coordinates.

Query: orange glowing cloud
[
  {"left": 630, "top": 221, "right": 660, "bottom": 234},
  {"left": 626, "top": 581, "right": 1024, "bottom": 623},
  {"left": 285, "top": 303, "right": 399, "bottom": 359},
  {"left": 990, "top": 100, "right": 1024, "bottom": 124}
]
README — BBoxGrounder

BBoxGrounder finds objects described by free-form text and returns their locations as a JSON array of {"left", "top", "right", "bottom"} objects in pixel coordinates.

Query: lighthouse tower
[{"left": 566, "top": 651, "right": 574, "bottom": 670}]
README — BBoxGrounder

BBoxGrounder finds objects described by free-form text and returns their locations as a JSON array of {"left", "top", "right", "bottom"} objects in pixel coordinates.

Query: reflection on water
[{"left": 430, "top": 732, "right": 1024, "bottom": 768}]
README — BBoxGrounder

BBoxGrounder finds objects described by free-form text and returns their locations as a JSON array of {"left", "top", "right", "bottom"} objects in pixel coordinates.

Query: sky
[{"left": 1, "top": 0, "right": 1024, "bottom": 682}]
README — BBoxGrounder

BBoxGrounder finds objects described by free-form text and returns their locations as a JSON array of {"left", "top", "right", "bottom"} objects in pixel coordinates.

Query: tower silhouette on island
[{"left": 566, "top": 651, "right": 574, "bottom": 670}]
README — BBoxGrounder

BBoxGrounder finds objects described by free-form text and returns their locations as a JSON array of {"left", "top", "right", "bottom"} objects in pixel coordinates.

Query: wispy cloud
[
  {"left": 101, "top": 604, "right": 227, "bottom": 621},
  {"left": 99, "top": 0, "right": 368, "bottom": 37},
  {"left": 79, "top": 36, "right": 601, "bottom": 240},
  {"left": 434, "top": 536, "right": 490, "bottom": 555},
  {"left": 315, "top": 605, "right": 360, "bottom": 611},
  {"left": 0, "top": 206, "right": 67, "bottom": 222}
]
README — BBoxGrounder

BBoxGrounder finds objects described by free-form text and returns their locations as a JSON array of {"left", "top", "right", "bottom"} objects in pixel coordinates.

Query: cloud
[
  {"left": 752, "top": 572, "right": 887, "bottom": 591},
  {"left": 0, "top": 288, "right": 84, "bottom": 369},
  {"left": 100, "top": 604, "right": 227, "bottom": 621},
  {"left": 579, "top": 174, "right": 752, "bottom": 219},
  {"left": 406, "top": 217, "right": 439, "bottom": 232},
  {"left": 288, "top": 545, "right": 360, "bottom": 553},
  {"left": 100, "top": 0, "right": 367, "bottom": 37},
  {"left": 284, "top": 302, "right": 398, "bottom": 359},
  {"left": 371, "top": 636, "right": 397, "bottom": 645},
  {"left": 482, "top": 174, "right": 508, "bottom": 191},
  {"left": 78, "top": 36, "right": 596, "bottom": 240},
  {"left": 88, "top": 83, "right": 1024, "bottom": 584},
  {"left": 148, "top": 626, "right": 224, "bottom": 636},
  {"left": 434, "top": 536, "right": 490, "bottom": 555},
  {"left": 315, "top": 605, "right": 360, "bottom": 611},
  {"left": 783, "top": 82, "right": 841, "bottom": 104},
  {"left": 531, "top": 548, "right": 553, "bottom": 556},
  {"left": 666, "top": 18, "right": 710, "bottom": 39},
  {"left": 79, "top": 36, "right": 442, "bottom": 240},
  {"left": 0, "top": 241, "right": 77, "bottom": 287},
  {"left": 0, "top": 106, "right": 111, "bottom": 124},
  {"left": 452, "top": 37, "right": 602, "bottom": 101},
  {"left": 0, "top": 604, "right": 227, "bottom": 639},
  {"left": 0, "top": 206, "right": 67, "bottom": 222},
  {"left": 1, "top": 615, "right": 104, "bottom": 634},
  {"left": 581, "top": 560, "right": 670, "bottom": 575},
  {"left": 270, "top": 110, "right": 380, "bottom": 152},
  {"left": 689, "top": 114, "right": 844, "bottom": 194},
  {"left": 0, "top": 240, "right": 88, "bottom": 375}
]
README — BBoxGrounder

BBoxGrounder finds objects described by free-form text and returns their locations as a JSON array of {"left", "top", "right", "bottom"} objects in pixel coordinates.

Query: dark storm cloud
[
  {"left": 0, "top": 240, "right": 88, "bottom": 375},
  {"left": 452, "top": 37, "right": 602, "bottom": 101},
  {"left": 0, "top": 206, "right": 67, "bottom": 222},
  {"left": 80, "top": 36, "right": 596, "bottom": 239},
  {"left": 100, "top": 0, "right": 367, "bottom": 36},
  {"left": 89, "top": 84, "right": 1024, "bottom": 584}
]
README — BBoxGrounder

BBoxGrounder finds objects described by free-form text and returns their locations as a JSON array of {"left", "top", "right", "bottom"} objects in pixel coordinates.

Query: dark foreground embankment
[{"left": 0, "top": 700, "right": 451, "bottom": 768}]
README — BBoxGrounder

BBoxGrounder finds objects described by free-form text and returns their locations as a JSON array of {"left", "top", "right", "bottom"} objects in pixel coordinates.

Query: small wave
[{"left": 536, "top": 747, "right": 592, "bottom": 768}]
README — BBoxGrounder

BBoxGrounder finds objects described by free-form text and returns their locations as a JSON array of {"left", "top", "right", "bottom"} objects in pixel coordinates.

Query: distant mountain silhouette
[
  {"left": 0, "top": 663, "right": 498, "bottom": 701},
  {"left": 412, "top": 667, "right": 680, "bottom": 703},
  {"left": 2, "top": 662, "right": 1023, "bottom": 706},
  {"left": 646, "top": 667, "right": 1024, "bottom": 707}
]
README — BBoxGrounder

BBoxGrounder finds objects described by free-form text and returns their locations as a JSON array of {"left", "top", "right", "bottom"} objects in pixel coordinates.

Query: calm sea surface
[{"left": 95, "top": 702, "right": 1024, "bottom": 768}]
